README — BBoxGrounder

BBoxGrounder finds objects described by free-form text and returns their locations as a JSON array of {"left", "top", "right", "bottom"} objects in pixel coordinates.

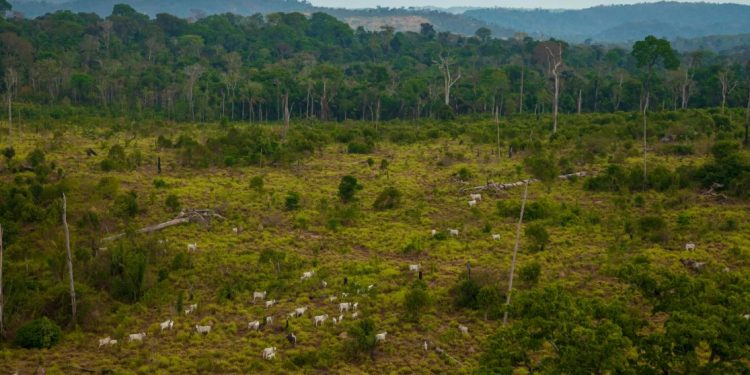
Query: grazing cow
[
  {"left": 248, "top": 320, "right": 261, "bottom": 330},
  {"left": 470, "top": 194, "right": 482, "bottom": 201},
  {"left": 313, "top": 314, "right": 328, "bottom": 327},
  {"left": 286, "top": 332, "right": 297, "bottom": 345},
  {"left": 253, "top": 291, "right": 267, "bottom": 302},
  {"left": 351, "top": 312, "right": 359, "bottom": 319},
  {"left": 108, "top": 339, "right": 118, "bottom": 346},
  {"left": 195, "top": 325, "right": 212, "bottom": 334},
  {"left": 232, "top": 227, "right": 239, "bottom": 234},
  {"left": 262, "top": 347, "right": 277, "bottom": 360},
  {"left": 341, "top": 292, "right": 349, "bottom": 298},
  {"left": 185, "top": 303, "right": 198, "bottom": 315},
  {"left": 685, "top": 243, "right": 696, "bottom": 251},
  {"left": 329, "top": 295, "right": 338, "bottom": 303},
  {"left": 468, "top": 200, "right": 477, "bottom": 208},
  {"left": 353, "top": 302, "right": 359, "bottom": 311},
  {"left": 187, "top": 243, "right": 198, "bottom": 252},
  {"left": 293, "top": 306, "right": 308, "bottom": 317},
  {"left": 409, "top": 264, "right": 420, "bottom": 272},
  {"left": 458, "top": 325, "right": 469, "bottom": 335},
  {"left": 160, "top": 319, "right": 174, "bottom": 331},
  {"left": 266, "top": 316, "right": 273, "bottom": 325},
  {"left": 338, "top": 314, "right": 344, "bottom": 323},
  {"left": 339, "top": 302, "right": 352, "bottom": 313},
  {"left": 449, "top": 229, "right": 459, "bottom": 237},
  {"left": 265, "top": 299, "right": 277, "bottom": 308},
  {"left": 128, "top": 332, "right": 146, "bottom": 342},
  {"left": 431, "top": 229, "right": 437, "bottom": 237},
  {"left": 321, "top": 281, "right": 328, "bottom": 288},
  {"left": 492, "top": 234, "right": 501, "bottom": 241},
  {"left": 367, "top": 284, "right": 374, "bottom": 291},
  {"left": 375, "top": 332, "right": 387, "bottom": 342},
  {"left": 301, "top": 271, "right": 314, "bottom": 281},
  {"left": 332, "top": 317, "right": 338, "bottom": 324},
  {"left": 743, "top": 314, "right": 750, "bottom": 320},
  {"left": 98, "top": 337, "right": 111, "bottom": 349}
]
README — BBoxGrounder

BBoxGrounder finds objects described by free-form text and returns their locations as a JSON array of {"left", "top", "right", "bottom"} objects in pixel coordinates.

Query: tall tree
[
  {"left": 544, "top": 43, "right": 564, "bottom": 133},
  {"left": 184, "top": 64, "right": 205, "bottom": 122},
  {"left": 436, "top": 53, "right": 461, "bottom": 106},
  {"left": 62, "top": 193, "right": 77, "bottom": 325},
  {"left": 632, "top": 36, "right": 679, "bottom": 184},
  {"left": 718, "top": 65, "right": 738, "bottom": 114}
]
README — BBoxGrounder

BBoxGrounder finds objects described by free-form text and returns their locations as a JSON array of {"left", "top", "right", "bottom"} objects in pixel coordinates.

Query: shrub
[
  {"left": 454, "top": 167, "right": 473, "bottom": 182},
  {"left": 452, "top": 277, "right": 481, "bottom": 309},
  {"left": 3, "top": 146, "right": 15, "bottom": 161},
  {"left": 15, "top": 317, "right": 62, "bottom": 349},
  {"left": 346, "top": 319, "right": 378, "bottom": 358},
  {"left": 165, "top": 194, "right": 181, "bottom": 212},
  {"left": 250, "top": 175, "right": 264, "bottom": 191},
  {"left": 153, "top": 178, "right": 167, "bottom": 188},
  {"left": 285, "top": 191, "right": 301, "bottom": 211},
  {"left": 114, "top": 191, "right": 139, "bottom": 218},
  {"left": 96, "top": 177, "right": 119, "bottom": 198},
  {"left": 347, "top": 140, "right": 374, "bottom": 154},
  {"left": 525, "top": 223, "right": 550, "bottom": 252},
  {"left": 520, "top": 262, "right": 542, "bottom": 285},
  {"left": 477, "top": 285, "right": 504, "bottom": 320},
  {"left": 373, "top": 187, "right": 402, "bottom": 210},
  {"left": 404, "top": 280, "right": 431, "bottom": 322},
  {"left": 338, "top": 175, "right": 362, "bottom": 203}
]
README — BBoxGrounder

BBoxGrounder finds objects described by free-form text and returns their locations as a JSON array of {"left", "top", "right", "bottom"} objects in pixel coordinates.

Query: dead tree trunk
[
  {"left": 62, "top": 193, "right": 77, "bottom": 326},
  {"left": 103, "top": 209, "right": 226, "bottom": 242},
  {"left": 5, "top": 68, "right": 17, "bottom": 145},
  {"left": 545, "top": 44, "right": 563, "bottom": 133},
  {"left": 503, "top": 181, "right": 529, "bottom": 325},
  {"left": 519, "top": 63, "right": 525, "bottom": 114},
  {"left": 719, "top": 70, "right": 737, "bottom": 115},
  {"left": 437, "top": 53, "right": 461, "bottom": 106}
]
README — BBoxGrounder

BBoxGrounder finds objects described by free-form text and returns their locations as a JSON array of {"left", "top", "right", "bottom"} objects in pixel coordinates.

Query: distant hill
[
  {"left": 464, "top": 2, "right": 750, "bottom": 43},
  {"left": 9, "top": 0, "right": 514, "bottom": 37}
]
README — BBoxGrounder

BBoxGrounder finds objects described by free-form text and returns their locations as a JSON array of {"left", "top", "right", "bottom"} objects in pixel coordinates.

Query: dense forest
[
  {"left": 1, "top": 3, "right": 750, "bottom": 126},
  {"left": 1, "top": 3, "right": 750, "bottom": 374}
]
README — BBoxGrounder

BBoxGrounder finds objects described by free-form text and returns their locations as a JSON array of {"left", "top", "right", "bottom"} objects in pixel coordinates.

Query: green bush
[
  {"left": 346, "top": 318, "right": 378, "bottom": 358},
  {"left": 285, "top": 191, "right": 301, "bottom": 211},
  {"left": 250, "top": 175, "right": 264, "bottom": 191},
  {"left": 165, "top": 194, "right": 181, "bottom": 212},
  {"left": 525, "top": 223, "right": 550, "bottom": 252},
  {"left": 373, "top": 187, "right": 402, "bottom": 210},
  {"left": 114, "top": 191, "right": 139, "bottom": 218},
  {"left": 520, "top": 262, "right": 542, "bottom": 285},
  {"left": 338, "top": 175, "right": 362, "bottom": 203},
  {"left": 452, "top": 277, "right": 481, "bottom": 309},
  {"left": 404, "top": 280, "right": 430, "bottom": 322},
  {"left": 347, "top": 140, "right": 374, "bottom": 154},
  {"left": 15, "top": 317, "right": 62, "bottom": 349}
]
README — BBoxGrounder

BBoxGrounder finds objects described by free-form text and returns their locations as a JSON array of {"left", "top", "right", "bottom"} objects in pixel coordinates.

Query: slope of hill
[
  {"left": 464, "top": 1, "right": 750, "bottom": 43},
  {"left": 9, "top": 0, "right": 513, "bottom": 36}
]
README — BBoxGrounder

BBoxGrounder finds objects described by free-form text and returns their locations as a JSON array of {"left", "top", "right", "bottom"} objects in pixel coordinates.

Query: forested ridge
[
  {"left": 1, "top": 2, "right": 750, "bottom": 374},
  {"left": 0, "top": 3, "right": 749, "bottom": 125}
]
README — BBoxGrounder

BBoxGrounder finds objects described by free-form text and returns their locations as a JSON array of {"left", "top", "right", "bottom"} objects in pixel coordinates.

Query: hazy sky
[{"left": 309, "top": 0, "right": 750, "bottom": 9}]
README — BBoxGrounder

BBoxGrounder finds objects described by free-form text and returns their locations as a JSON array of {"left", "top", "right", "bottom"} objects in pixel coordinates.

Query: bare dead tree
[
  {"left": 503, "top": 181, "right": 529, "bottom": 325},
  {"left": 103, "top": 208, "right": 226, "bottom": 242},
  {"left": 544, "top": 44, "right": 563, "bottom": 133},
  {"left": 0, "top": 223, "right": 4, "bottom": 337},
  {"left": 436, "top": 53, "right": 461, "bottom": 106},
  {"left": 185, "top": 64, "right": 205, "bottom": 122},
  {"left": 718, "top": 69, "right": 738, "bottom": 115},
  {"left": 62, "top": 193, "right": 77, "bottom": 325},
  {"left": 5, "top": 67, "right": 18, "bottom": 145}
]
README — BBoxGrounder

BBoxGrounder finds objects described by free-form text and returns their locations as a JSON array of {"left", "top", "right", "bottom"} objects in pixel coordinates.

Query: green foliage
[
  {"left": 632, "top": 35, "right": 680, "bottom": 72},
  {"left": 519, "top": 262, "right": 541, "bottom": 285},
  {"left": 114, "top": 191, "right": 139, "bottom": 218},
  {"left": 285, "top": 191, "right": 301, "bottom": 211},
  {"left": 524, "top": 152, "right": 559, "bottom": 190},
  {"left": 338, "top": 175, "right": 362, "bottom": 203},
  {"left": 452, "top": 277, "right": 481, "bottom": 309},
  {"left": 525, "top": 223, "right": 550, "bottom": 252},
  {"left": 404, "top": 280, "right": 430, "bottom": 322},
  {"left": 165, "top": 194, "right": 181, "bottom": 212},
  {"left": 346, "top": 318, "right": 378, "bottom": 358},
  {"left": 373, "top": 186, "right": 402, "bottom": 210},
  {"left": 3, "top": 146, "right": 15, "bottom": 161},
  {"left": 250, "top": 175, "right": 264, "bottom": 192},
  {"left": 454, "top": 167, "right": 473, "bottom": 182},
  {"left": 109, "top": 242, "right": 148, "bottom": 303},
  {"left": 15, "top": 317, "right": 62, "bottom": 349}
]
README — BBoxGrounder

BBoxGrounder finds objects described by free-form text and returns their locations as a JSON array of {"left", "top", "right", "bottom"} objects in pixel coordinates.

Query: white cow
[
  {"left": 492, "top": 234, "right": 501, "bottom": 241},
  {"left": 301, "top": 271, "right": 315, "bottom": 280},
  {"left": 352, "top": 312, "right": 359, "bottom": 319},
  {"left": 329, "top": 295, "right": 338, "bottom": 303},
  {"left": 409, "top": 264, "right": 420, "bottom": 272},
  {"left": 341, "top": 292, "right": 349, "bottom": 298},
  {"left": 313, "top": 314, "right": 328, "bottom": 327},
  {"left": 98, "top": 337, "right": 112, "bottom": 349},
  {"left": 449, "top": 229, "right": 459, "bottom": 237},
  {"left": 458, "top": 325, "right": 469, "bottom": 335},
  {"left": 187, "top": 243, "right": 198, "bottom": 252},
  {"left": 468, "top": 200, "right": 477, "bottom": 208},
  {"left": 470, "top": 194, "right": 482, "bottom": 201},
  {"left": 160, "top": 319, "right": 174, "bottom": 331},
  {"left": 262, "top": 347, "right": 277, "bottom": 360},
  {"left": 339, "top": 302, "right": 352, "bottom": 313},
  {"left": 232, "top": 227, "right": 239, "bottom": 234},
  {"left": 195, "top": 325, "right": 212, "bottom": 334},
  {"left": 321, "top": 281, "right": 328, "bottom": 288},
  {"left": 685, "top": 243, "right": 696, "bottom": 251},
  {"left": 332, "top": 317, "right": 338, "bottom": 324},
  {"left": 265, "top": 299, "right": 277, "bottom": 308},
  {"left": 742, "top": 314, "right": 750, "bottom": 320},
  {"left": 266, "top": 316, "right": 273, "bottom": 325},
  {"left": 248, "top": 320, "right": 261, "bottom": 330},
  {"left": 293, "top": 306, "right": 308, "bottom": 317},
  {"left": 128, "top": 332, "right": 146, "bottom": 342},
  {"left": 253, "top": 291, "right": 267, "bottom": 302},
  {"left": 375, "top": 332, "right": 387, "bottom": 342},
  {"left": 353, "top": 302, "right": 359, "bottom": 311},
  {"left": 185, "top": 303, "right": 198, "bottom": 315},
  {"left": 367, "top": 284, "right": 374, "bottom": 291},
  {"left": 431, "top": 229, "right": 437, "bottom": 237}
]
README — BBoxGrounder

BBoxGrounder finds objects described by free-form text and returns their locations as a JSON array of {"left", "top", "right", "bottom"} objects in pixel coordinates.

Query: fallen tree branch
[
  {"left": 103, "top": 208, "right": 225, "bottom": 242},
  {"left": 460, "top": 171, "right": 589, "bottom": 193}
]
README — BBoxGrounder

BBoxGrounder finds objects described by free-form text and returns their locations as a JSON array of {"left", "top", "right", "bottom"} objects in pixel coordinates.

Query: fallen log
[
  {"left": 103, "top": 208, "right": 225, "bottom": 242},
  {"left": 460, "top": 171, "right": 588, "bottom": 193}
]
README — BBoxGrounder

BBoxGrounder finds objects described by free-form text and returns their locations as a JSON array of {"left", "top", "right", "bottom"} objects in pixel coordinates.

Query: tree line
[{"left": 0, "top": 3, "right": 749, "bottom": 128}]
